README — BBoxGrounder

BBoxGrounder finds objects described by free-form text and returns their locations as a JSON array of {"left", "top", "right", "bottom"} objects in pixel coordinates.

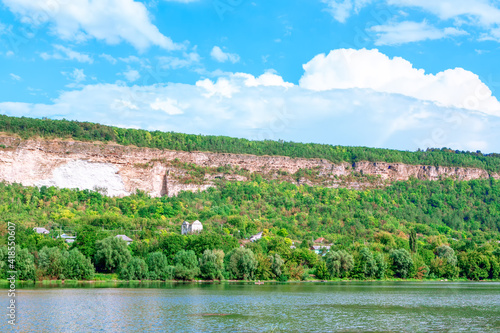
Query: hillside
[{"left": 0, "top": 115, "right": 499, "bottom": 282}]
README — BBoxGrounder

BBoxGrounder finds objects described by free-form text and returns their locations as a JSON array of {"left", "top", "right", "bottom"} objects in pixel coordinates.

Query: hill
[{"left": 0, "top": 114, "right": 499, "bottom": 282}]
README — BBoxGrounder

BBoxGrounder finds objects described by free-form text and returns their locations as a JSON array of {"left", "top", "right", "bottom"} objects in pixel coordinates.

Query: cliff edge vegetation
[{"left": 2, "top": 114, "right": 500, "bottom": 172}]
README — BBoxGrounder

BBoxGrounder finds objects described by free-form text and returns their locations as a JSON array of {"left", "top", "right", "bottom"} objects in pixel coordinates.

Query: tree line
[
  {"left": 2, "top": 114, "right": 500, "bottom": 171},
  {"left": 1, "top": 232, "right": 498, "bottom": 282}
]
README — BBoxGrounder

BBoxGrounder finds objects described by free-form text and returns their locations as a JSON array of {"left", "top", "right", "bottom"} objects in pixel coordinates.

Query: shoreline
[{"left": 2, "top": 277, "right": 499, "bottom": 288}]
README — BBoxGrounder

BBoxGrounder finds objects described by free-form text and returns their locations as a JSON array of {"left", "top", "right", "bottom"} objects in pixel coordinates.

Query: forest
[
  {"left": 0, "top": 176, "right": 499, "bottom": 282},
  {"left": 2, "top": 114, "right": 500, "bottom": 172}
]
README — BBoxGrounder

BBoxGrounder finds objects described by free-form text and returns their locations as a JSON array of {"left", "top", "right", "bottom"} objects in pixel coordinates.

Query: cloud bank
[{"left": 1, "top": 49, "right": 499, "bottom": 153}]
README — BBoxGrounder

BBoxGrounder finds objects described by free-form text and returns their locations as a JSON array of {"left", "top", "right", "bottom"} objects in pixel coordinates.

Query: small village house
[
  {"left": 33, "top": 227, "right": 49, "bottom": 234},
  {"left": 181, "top": 220, "right": 203, "bottom": 235},
  {"left": 115, "top": 235, "right": 133, "bottom": 245}
]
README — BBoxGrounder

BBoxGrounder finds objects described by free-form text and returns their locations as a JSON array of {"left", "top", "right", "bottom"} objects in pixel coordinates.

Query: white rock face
[{"left": 36, "top": 160, "right": 129, "bottom": 197}]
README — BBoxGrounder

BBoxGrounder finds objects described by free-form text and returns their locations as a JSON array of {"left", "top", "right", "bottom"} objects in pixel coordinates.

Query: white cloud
[
  {"left": 1, "top": 49, "right": 500, "bottom": 153},
  {"left": 371, "top": 21, "right": 467, "bottom": 45},
  {"left": 122, "top": 69, "right": 141, "bottom": 82},
  {"left": 299, "top": 49, "right": 500, "bottom": 116},
  {"left": 2, "top": 0, "right": 181, "bottom": 51},
  {"left": 322, "top": 0, "right": 500, "bottom": 43},
  {"left": 234, "top": 71, "right": 294, "bottom": 88},
  {"left": 210, "top": 46, "right": 240, "bottom": 63},
  {"left": 100, "top": 54, "right": 117, "bottom": 64},
  {"left": 158, "top": 52, "right": 201, "bottom": 69},
  {"left": 40, "top": 45, "right": 93, "bottom": 63},
  {"left": 150, "top": 98, "right": 186, "bottom": 115},
  {"left": 321, "top": 0, "right": 373, "bottom": 23},
  {"left": 387, "top": 0, "right": 500, "bottom": 26},
  {"left": 9, "top": 73, "right": 21, "bottom": 81},
  {"left": 62, "top": 69, "right": 86, "bottom": 84}
]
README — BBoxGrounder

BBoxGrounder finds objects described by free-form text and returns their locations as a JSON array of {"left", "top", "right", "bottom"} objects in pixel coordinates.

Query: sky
[{"left": 1, "top": 1, "right": 500, "bottom": 153}]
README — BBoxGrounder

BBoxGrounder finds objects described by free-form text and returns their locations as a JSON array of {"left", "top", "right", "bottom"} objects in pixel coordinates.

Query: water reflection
[{"left": 1, "top": 282, "right": 499, "bottom": 332}]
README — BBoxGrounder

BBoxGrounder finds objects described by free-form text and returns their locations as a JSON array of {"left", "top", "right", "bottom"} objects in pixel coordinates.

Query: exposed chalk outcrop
[{"left": 0, "top": 135, "right": 497, "bottom": 197}]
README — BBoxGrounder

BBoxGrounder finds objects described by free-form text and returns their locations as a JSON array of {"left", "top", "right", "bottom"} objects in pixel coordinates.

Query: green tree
[
  {"left": 199, "top": 249, "right": 225, "bottom": 280},
  {"left": 74, "top": 225, "right": 107, "bottom": 259},
  {"left": 325, "top": 250, "right": 354, "bottom": 278},
  {"left": 227, "top": 247, "right": 257, "bottom": 280},
  {"left": 146, "top": 251, "right": 172, "bottom": 280},
  {"left": 354, "top": 248, "right": 378, "bottom": 279},
  {"left": 458, "top": 251, "right": 491, "bottom": 280},
  {"left": 374, "top": 252, "right": 387, "bottom": 279},
  {"left": 15, "top": 246, "right": 36, "bottom": 281},
  {"left": 409, "top": 229, "right": 417, "bottom": 253},
  {"left": 269, "top": 253, "right": 285, "bottom": 278},
  {"left": 120, "top": 257, "right": 149, "bottom": 280},
  {"left": 174, "top": 250, "right": 200, "bottom": 280},
  {"left": 65, "top": 248, "right": 95, "bottom": 280},
  {"left": 390, "top": 249, "right": 413, "bottom": 279},
  {"left": 38, "top": 246, "right": 67, "bottom": 279},
  {"left": 314, "top": 260, "right": 330, "bottom": 280},
  {"left": 431, "top": 245, "right": 459, "bottom": 278},
  {"left": 254, "top": 252, "right": 272, "bottom": 280},
  {"left": 94, "top": 237, "right": 132, "bottom": 273}
]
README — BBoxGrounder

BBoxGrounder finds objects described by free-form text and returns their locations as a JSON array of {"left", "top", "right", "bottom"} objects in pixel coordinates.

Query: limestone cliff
[{"left": 0, "top": 135, "right": 497, "bottom": 197}]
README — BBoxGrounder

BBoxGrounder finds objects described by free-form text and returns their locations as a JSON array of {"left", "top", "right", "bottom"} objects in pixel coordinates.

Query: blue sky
[{"left": 1, "top": 0, "right": 500, "bottom": 152}]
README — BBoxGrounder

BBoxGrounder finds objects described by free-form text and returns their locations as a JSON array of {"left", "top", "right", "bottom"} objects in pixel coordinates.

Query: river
[{"left": 1, "top": 281, "right": 499, "bottom": 332}]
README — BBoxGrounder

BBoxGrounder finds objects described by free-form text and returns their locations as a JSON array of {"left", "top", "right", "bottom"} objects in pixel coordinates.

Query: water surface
[{"left": 1, "top": 282, "right": 499, "bottom": 332}]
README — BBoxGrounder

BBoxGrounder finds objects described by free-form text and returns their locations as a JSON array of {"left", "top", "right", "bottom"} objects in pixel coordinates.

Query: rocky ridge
[{"left": 0, "top": 135, "right": 497, "bottom": 197}]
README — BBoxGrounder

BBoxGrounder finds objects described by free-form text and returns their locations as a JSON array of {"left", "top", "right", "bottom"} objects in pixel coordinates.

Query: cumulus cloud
[
  {"left": 1, "top": 49, "right": 500, "bottom": 153},
  {"left": 2, "top": 0, "right": 180, "bottom": 51},
  {"left": 210, "top": 46, "right": 240, "bottom": 63},
  {"left": 122, "top": 69, "right": 141, "bottom": 82},
  {"left": 40, "top": 45, "right": 93, "bottom": 63},
  {"left": 299, "top": 49, "right": 500, "bottom": 116},
  {"left": 371, "top": 21, "right": 467, "bottom": 45},
  {"left": 321, "top": 0, "right": 372, "bottom": 23}
]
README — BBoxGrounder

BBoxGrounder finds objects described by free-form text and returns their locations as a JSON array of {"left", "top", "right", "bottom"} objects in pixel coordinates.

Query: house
[
  {"left": 115, "top": 235, "right": 133, "bottom": 245},
  {"left": 249, "top": 231, "right": 263, "bottom": 242},
  {"left": 314, "top": 237, "right": 326, "bottom": 243},
  {"left": 57, "top": 233, "right": 76, "bottom": 244},
  {"left": 311, "top": 245, "right": 331, "bottom": 255},
  {"left": 33, "top": 227, "right": 49, "bottom": 234},
  {"left": 181, "top": 220, "right": 203, "bottom": 235}
]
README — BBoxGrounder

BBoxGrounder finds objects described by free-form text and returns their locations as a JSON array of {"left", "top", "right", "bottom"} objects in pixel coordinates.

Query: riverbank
[{"left": 2, "top": 277, "right": 498, "bottom": 288}]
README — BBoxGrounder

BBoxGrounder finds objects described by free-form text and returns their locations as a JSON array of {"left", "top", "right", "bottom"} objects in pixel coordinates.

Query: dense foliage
[
  {"left": 1, "top": 176, "right": 499, "bottom": 281},
  {"left": 2, "top": 114, "right": 500, "bottom": 171}
]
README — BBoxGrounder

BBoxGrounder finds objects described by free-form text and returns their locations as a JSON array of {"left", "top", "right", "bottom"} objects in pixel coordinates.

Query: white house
[
  {"left": 181, "top": 220, "right": 203, "bottom": 235},
  {"left": 249, "top": 231, "right": 263, "bottom": 242},
  {"left": 57, "top": 233, "right": 76, "bottom": 244},
  {"left": 33, "top": 227, "right": 49, "bottom": 234},
  {"left": 311, "top": 245, "right": 331, "bottom": 255},
  {"left": 115, "top": 235, "right": 133, "bottom": 245}
]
